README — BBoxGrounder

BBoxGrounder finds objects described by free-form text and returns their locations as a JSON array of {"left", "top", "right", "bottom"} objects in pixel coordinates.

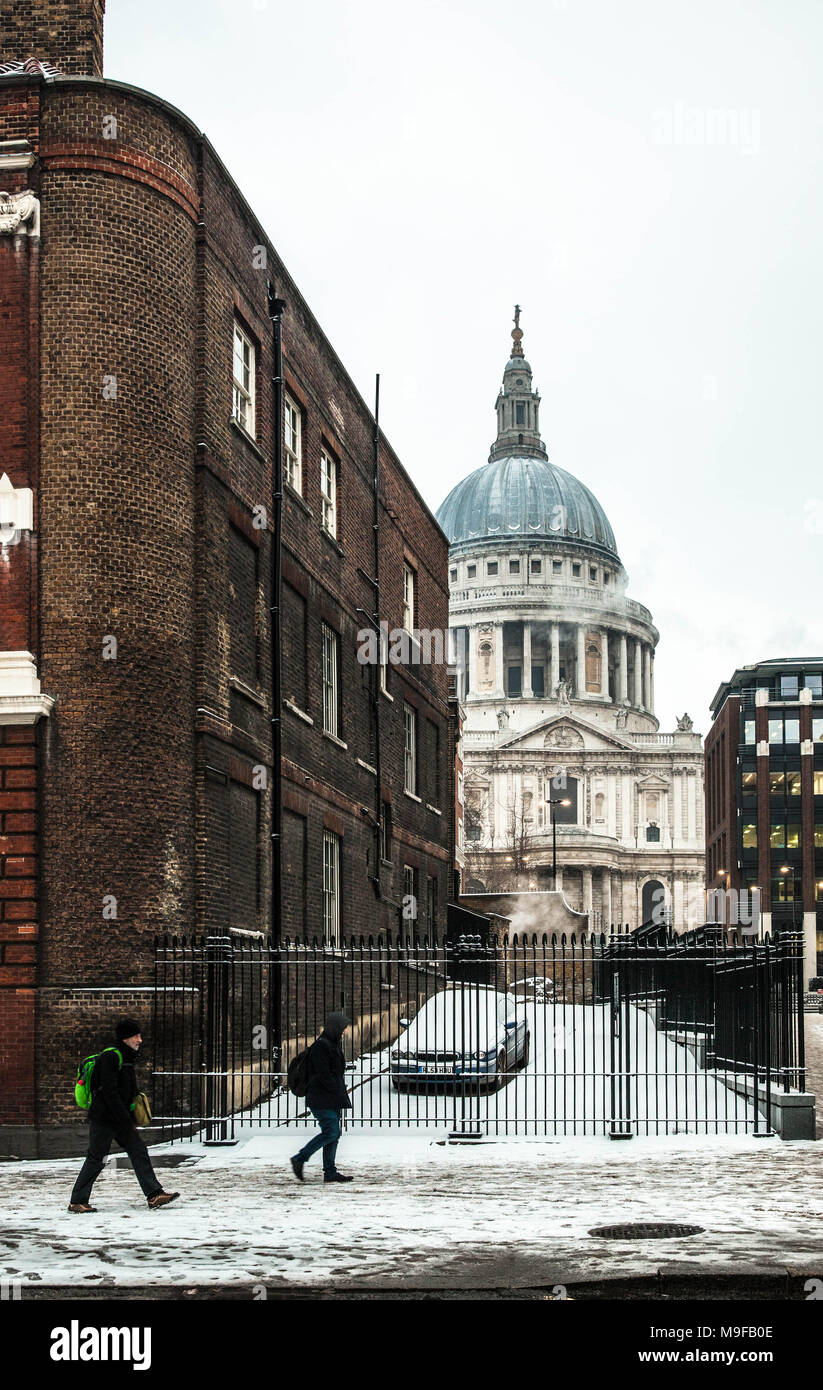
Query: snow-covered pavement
[{"left": 2, "top": 1132, "right": 821, "bottom": 1292}]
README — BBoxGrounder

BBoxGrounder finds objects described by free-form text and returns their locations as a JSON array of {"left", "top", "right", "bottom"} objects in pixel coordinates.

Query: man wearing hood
[
  {"left": 290, "top": 1011, "right": 354, "bottom": 1183},
  {"left": 68, "top": 1018, "right": 179, "bottom": 1213}
]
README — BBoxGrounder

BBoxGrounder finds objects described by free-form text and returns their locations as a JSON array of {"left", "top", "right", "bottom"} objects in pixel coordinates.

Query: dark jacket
[
  {"left": 305, "top": 1033, "right": 352, "bottom": 1112},
  {"left": 88, "top": 1042, "right": 139, "bottom": 1129}
]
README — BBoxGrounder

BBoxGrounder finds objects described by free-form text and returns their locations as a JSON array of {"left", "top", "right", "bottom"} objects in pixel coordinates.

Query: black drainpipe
[
  {"left": 357, "top": 376, "right": 383, "bottom": 898},
  {"left": 267, "top": 281, "right": 286, "bottom": 943}
]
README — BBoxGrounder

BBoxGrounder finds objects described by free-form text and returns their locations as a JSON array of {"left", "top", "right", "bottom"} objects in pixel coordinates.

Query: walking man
[
  {"left": 68, "top": 1018, "right": 179, "bottom": 1213},
  {"left": 290, "top": 1011, "right": 354, "bottom": 1183}
]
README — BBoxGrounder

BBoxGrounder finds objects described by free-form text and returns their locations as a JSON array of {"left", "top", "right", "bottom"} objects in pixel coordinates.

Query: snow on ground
[{"left": 2, "top": 1131, "right": 821, "bottom": 1290}]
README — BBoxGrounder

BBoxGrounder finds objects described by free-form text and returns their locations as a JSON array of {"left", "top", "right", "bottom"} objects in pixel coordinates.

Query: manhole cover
[{"left": 589, "top": 1222, "right": 704, "bottom": 1240}]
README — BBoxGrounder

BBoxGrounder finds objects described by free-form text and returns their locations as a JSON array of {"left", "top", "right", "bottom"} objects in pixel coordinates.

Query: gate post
[
  {"left": 204, "top": 933, "right": 238, "bottom": 1146},
  {"left": 609, "top": 942, "right": 633, "bottom": 1140},
  {"left": 448, "top": 932, "right": 484, "bottom": 1141}
]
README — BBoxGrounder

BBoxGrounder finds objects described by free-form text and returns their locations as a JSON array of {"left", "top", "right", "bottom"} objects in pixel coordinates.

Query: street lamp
[{"left": 549, "top": 797, "right": 572, "bottom": 891}]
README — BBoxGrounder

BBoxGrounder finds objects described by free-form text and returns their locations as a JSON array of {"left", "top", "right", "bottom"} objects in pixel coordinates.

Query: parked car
[{"left": 390, "top": 986, "right": 530, "bottom": 1091}]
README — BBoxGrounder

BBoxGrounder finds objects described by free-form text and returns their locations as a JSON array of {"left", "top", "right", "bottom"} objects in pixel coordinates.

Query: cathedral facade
[{"left": 437, "top": 313, "right": 705, "bottom": 930}]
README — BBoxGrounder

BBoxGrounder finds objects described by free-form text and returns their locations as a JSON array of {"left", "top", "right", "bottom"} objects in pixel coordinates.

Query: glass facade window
[
  {"left": 768, "top": 718, "right": 783, "bottom": 743},
  {"left": 772, "top": 875, "right": 795, "bottom": 904},
  {"left": 786, "top": 771, "right": 802, "bottom": 796},
  {"left": 786, "top": 822, "right": 801, "bottom": 849},
  {"left": 784, "top": 718, "right": 800, "bottom": 743},
  {"left": 815, "top": 823, "right": 823, "bottom": 848},
  {"left": 742, "top": 823, "right": 757, "bottom": 848},
  {"left": 741, "top": 770, "right": 757, "bottom": 794},
  {"left": 780, "top": 675, "right": 799, "bottom": 698},
  {"left": 814, "top": 772, "right": 823, "bottom": 795},
  {"left": 769, "top": 771, "right": 785, "bottom": 796},
  {"left": 770, "top": 822, "right": 784, "bottom": 849},
  {"left": 805, "top": 675, "right": 822, "bottom": 697},
  {"left": 743, "top": 720, "right": 756, "bottom": 745},
  {"left": 813, "top": 718, "right": 823, "bottom": 742}
]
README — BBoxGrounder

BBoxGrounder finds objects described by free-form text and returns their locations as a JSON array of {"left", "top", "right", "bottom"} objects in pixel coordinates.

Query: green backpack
[{"left": 74, "top": 1047, "right": 122, "bottom": 1110}]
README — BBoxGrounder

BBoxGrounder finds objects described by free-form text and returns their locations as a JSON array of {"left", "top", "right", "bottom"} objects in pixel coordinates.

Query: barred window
[
  {"left": 321, "top": 622, "right": 339, "bottom": 737},
  {"left": 284, "top": 393, "right": 302, "bottom": 493},
  {"left": 322, "top": 830, "right": 340, "bottom": 944},
  {"left": 232, "top": 323, "right": 255, "bottom": 436}
]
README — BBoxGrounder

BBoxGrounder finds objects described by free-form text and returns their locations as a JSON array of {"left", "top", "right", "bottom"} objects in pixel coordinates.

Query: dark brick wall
[
  {"left": 0, "top": 1, "right": 105, "bottom": 76},
  {"left": 0, "top": 60, "right": 454, "bottom": 1136},
  {"left": 0, "top": 727, "right": 38, "bottom": 1124}
]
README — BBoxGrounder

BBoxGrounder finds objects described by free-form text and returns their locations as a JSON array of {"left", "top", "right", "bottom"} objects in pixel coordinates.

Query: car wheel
[{"left": 495, "top": 1049, "right": 507, "bottom": 1090}]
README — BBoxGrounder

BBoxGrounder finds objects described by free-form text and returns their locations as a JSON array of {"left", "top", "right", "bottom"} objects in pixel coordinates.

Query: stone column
[
  {"left": 602, "top": 870, "right": 613, "bottom": 932},
  {"left": 618, "top": 633, "right": 628, "bottom": 703},
  {"left": 576, "top": 625, "right": 586, "bottom": 697},
  {"left": 582, "top": 866, "right": 594, "bottom": 923},
  {"left": 649, "top": 648, "right": 655, "bottom": 714},
  {"left": 551, "top": 622, "right": 560, "bottom": 696},
  {"left": 634, "top": 638, "right": 643, "bottom": 708},
  {"left": 493, "top": 621, "right": 505, "bottom": 697},
  {"left": 555, "top": 867, "right": 564, "bottom": 896},
  {"left": 522, "top": 619, "right": 533, "bottom": 697},
  {"left": 599, "top": 630, "right": 608, "bottom": 697},
  {"left": 466, "top": 624, "right": 475, "bottom": 698},
  {"left": 643, "top": 646, "right": 651, "bottom": 712}
]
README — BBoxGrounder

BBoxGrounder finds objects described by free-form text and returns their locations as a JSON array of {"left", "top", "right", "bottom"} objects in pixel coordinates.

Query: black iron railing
[{"left": 150, "top": 923, "right": 806, "bottom": 1142}]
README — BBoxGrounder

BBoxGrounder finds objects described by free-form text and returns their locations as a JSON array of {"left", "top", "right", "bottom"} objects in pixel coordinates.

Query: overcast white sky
[{"left": 107, "top": 0, "right": 822, "bottom": 732}]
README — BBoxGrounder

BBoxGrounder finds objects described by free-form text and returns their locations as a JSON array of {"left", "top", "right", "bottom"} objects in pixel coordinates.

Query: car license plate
[{"left": 419, "top": 1064, "right": 449, "bottom": 1074}]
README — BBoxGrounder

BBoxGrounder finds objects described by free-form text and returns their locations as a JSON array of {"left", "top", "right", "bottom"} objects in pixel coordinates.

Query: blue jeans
[{"left": 295, "top": 1108, "right": 341, "bottom": 1175}]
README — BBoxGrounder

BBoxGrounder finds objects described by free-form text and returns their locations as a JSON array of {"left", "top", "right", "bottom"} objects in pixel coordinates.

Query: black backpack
[{"left": 287, "top": 1048, "right": 311, "bottom": 1097}]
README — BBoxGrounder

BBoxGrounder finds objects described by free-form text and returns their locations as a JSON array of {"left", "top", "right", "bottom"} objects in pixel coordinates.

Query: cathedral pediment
[{"left": 497, "top": 713, "right": 635, "bottom": 753}]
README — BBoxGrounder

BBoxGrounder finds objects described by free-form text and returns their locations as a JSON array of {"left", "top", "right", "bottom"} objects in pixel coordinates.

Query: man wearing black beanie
[{"left": 68, "top": 1018, "right": 180, "bottom": 1213}]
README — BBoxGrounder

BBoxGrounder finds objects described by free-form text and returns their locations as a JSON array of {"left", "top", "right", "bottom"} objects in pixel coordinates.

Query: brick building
[
  {"left": 0, "top": 0, "right": 455, "bottom": 1154},
  {"left": 705, "top": 657, "right": 823, "bottom": 983}
]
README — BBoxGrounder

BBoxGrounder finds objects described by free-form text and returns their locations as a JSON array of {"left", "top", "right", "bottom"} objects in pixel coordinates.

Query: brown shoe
[
  {"left": 67, "top": 1203, "right": 96, "bottom": 1213},
  {"left": 147, "top": 1191, "right": 180, "bottom": 1209}
]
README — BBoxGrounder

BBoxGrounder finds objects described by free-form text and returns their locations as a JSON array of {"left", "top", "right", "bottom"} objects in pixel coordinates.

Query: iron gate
[{"left": 150, "top": 925, "right": 806, "bottom": 1140}]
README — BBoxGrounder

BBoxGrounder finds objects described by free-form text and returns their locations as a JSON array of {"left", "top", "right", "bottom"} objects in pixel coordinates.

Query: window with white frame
[
  {"left": 322, "top": 830, "right": 340, "bottom": 943},
  {"left": 284, "top": 393, "right": 302, "bottom": 492},
  {"left": 404, "top": 702, "right": 417, "bottom": 794},
  {"left": 321, "top": 622, "right": 339, "bottom": 736},
  {"left": 232, "top": 322, "right": 255, "bottom": 436},
  {"left": 320, "top": 448, "right": 337, "bottom": 537},
  {"left": 403, "top": 562, "right": 415, "bottom": 633}
]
